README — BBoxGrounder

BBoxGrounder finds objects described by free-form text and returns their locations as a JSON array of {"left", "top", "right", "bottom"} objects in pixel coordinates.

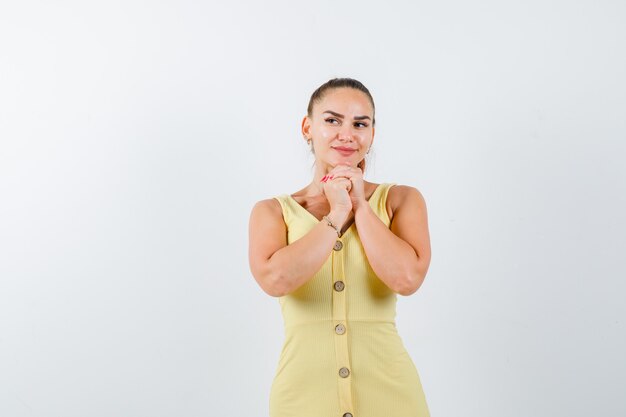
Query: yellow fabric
[{"left": 270, "top": 183, "right": 430, "bottom": 417}]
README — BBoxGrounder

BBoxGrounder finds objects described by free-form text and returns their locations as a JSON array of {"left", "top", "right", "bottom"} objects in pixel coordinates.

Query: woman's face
[{"left": 302, "top": 87, "right": 375, "bottom": 169}]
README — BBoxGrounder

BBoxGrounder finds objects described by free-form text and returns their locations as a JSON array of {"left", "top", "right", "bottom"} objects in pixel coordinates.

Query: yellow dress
[{"left": 269, "top": 183, "right": 430, "bottom": 417}]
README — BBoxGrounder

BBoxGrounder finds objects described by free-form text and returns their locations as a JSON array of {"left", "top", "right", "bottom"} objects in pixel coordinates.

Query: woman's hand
[
  {"left": 322, "top": 164, "right": 367, "bottom": 212},
  {"left": 320, "top": 165, "right": 353, "bottom": 214}
]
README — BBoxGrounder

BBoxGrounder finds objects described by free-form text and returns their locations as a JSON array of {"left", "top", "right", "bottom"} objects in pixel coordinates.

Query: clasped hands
[{"left": 319, "top": 163, "right": 368, "bottom": 213}]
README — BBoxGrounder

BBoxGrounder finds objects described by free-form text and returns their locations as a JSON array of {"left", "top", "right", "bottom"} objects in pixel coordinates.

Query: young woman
[{"left": 248, "top": 78, "right": 431, "bottom": 417}]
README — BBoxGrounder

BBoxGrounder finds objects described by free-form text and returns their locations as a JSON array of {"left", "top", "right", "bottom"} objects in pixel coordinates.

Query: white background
[{"left": 1, "top": 1, "right": 625, "bottom": 416}]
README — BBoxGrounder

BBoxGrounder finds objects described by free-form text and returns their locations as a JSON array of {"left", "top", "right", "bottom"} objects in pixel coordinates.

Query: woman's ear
[{"left": 301, "top": 115, "right": 311, "bottom": 139}]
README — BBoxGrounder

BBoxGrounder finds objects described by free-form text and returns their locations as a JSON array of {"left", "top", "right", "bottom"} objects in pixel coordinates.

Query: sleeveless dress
[{"left": 269, "top": 183, "right": 430, "bottom": 417}]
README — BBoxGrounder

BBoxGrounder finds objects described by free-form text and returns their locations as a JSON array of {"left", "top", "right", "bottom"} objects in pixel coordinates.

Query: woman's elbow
[
  {"left": 257, "top": 271, "right": 290, "bottom": 297},
  {"left": 396, "top": 272, "right": 426, "bottom": 296}
]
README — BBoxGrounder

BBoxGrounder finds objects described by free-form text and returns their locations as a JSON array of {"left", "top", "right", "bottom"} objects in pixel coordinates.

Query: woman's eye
[
  {"left": 325, "top": 118, "right": 338, "bottom": 124},
  {"left": 355, "top": 122, "right": 368, "bottom": 128}
]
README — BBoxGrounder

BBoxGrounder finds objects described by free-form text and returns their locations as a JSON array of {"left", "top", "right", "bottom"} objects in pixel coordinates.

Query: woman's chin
[{"left": 331, "top": 160, "right": 355, "bottom": 168}]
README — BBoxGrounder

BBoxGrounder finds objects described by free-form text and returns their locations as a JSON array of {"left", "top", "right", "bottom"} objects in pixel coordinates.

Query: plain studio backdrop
[{"left": 1, "top": 1, "right": 624, "bottom": 416}]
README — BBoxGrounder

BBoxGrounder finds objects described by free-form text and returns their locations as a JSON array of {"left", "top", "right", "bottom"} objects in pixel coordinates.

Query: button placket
[{"left": 331, "top": 243, "right": 354, "bottom": 414}]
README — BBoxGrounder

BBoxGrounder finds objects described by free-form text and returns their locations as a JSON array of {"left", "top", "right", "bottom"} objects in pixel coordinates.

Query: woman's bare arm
[
  {"left": 353, "top": 185, "right": 431, "bottom": 296},
  {"left": 248, "top": 199, "right": 350, "bottom": 297}
]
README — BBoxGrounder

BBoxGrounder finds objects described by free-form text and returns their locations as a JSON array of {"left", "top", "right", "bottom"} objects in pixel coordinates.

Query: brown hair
[{"left": 306, "top": 77, "right": 375, "bottom": 172}]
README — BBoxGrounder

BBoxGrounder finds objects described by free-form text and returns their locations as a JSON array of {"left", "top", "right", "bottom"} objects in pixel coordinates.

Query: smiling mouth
[{"left": 334, "top": 148, "right": 357, "bottom": 156}]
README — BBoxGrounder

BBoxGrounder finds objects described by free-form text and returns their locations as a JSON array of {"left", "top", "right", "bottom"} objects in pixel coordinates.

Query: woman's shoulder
[
  {"left": 250, "top": 196, "right": 285, "bottom": 222},
  {"left": 386, "top": 183, "right": 427, "bottom": 221}
]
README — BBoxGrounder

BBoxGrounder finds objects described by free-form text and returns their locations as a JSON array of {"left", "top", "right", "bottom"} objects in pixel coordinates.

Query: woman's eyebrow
[{"left": 323, "top": 110, "right": 371, "bottom": 121}]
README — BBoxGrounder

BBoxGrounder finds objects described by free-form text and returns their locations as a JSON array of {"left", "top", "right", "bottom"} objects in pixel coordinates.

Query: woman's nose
[{"left": 338, "top": 125, "right": 355, "bottom": 140}]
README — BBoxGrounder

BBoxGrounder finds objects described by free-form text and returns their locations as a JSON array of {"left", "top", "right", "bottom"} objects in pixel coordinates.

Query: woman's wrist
[
  {"left": 326, "top": 209, "right": 350, "bottom": 227},
  {"left": 352, "top": 198, "right": 370, "bottom": 213}
]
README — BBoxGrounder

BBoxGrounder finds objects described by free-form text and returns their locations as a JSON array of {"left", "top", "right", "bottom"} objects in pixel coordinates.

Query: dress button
[
  {"left": 343, "top": 413, "right": 353, "bottom": 417},
  {"left": 333, "top": 240, "right": 343, "bottom": 251},
  {"left": 338, "top": 367, "right": 350, "bottom": 378},
  {"left": 333, "top": 281, "right": 345, "bottom": 292},
  {"left": 335, "top": 323, "right": 346, "bottom": 335}
]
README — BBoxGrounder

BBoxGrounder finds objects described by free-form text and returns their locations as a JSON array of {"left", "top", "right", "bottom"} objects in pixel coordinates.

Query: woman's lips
[{"left": 333, "top": 147, "right": 357, "bottom": 156}]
